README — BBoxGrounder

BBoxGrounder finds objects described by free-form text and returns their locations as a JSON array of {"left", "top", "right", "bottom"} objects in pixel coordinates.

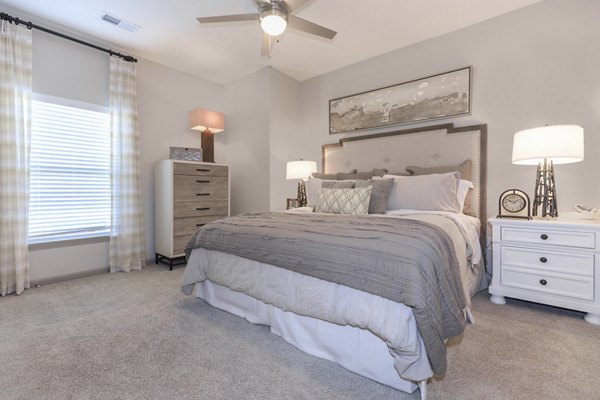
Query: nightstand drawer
[
  {"left": 501, "top": 246, "right": 594, "bottom": 276},
  {"left": 174, "top": 175, "right": 228, "bottom": 202},
  {"left": 501, "top": 227, "right": 595, "bottom": 249},
  {"left": 174, "top": 201, "right": 228, "bottom": 218},
  {"left": 501, "top": 267, "right": 594, "bottom": 301},
  {"left": 173, "top": 234, "right": 193, "bottom": 256},
  {"left": 173, "top": 215, "right": 227, "bottom": 235},
  {"left": 173, "top": 162, "right": 228, "bottom": 177}
]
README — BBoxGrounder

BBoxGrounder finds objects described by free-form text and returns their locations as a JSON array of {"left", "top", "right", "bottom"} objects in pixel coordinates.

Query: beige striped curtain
[
  {"left": 0, "top": 20, "right": 32, "bottom": 295},
  {"left": 109, "top": 57, "right": 146, "bottom": 272}
]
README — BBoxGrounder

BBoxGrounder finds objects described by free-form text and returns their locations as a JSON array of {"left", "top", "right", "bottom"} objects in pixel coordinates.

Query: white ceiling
[{"left": 1, "top": 0, "right": 543, "bottom": 84}]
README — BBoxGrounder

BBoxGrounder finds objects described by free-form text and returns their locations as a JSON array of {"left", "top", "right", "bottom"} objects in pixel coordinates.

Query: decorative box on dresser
[
  {"left": 155, "top": 160, "right": 229, "bottom": 269},
  {"left": 488, "top": 217, "right": 600, "bottom": 325}
]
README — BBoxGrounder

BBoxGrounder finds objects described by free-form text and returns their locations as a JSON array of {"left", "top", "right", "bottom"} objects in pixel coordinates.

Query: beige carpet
[{"left": 1, "top": 264, "right": 599, "bottom": 400}]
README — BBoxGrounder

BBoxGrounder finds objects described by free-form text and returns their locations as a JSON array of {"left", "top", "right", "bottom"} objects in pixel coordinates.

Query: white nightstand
[{"left": 488, "top": 217, "right": 600, "bottom": 325}]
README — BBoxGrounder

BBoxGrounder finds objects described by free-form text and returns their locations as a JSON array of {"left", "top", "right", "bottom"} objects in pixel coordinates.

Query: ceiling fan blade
[
  {"left": 284, "top": 0, "right": 311, "bottom": 12},
  {"left": 287, "top": 15, "right": 336, "bottom": 40},
  {"left": 253, "top": 0, "right": 272, "bottom": 8},
  {"left": 196, "top": 14, "right": 258, "bottom": 24},
  {"left": 260, "top": 32, "right": 274, "bottom": 57}
]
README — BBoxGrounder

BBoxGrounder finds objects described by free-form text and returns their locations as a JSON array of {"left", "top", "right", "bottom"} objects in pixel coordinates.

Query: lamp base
[
  {"left": 532, "top": 158, "right": 557, "bottom": 218},
  {"left": 297, "top": 180, "right": 307, "bottom": 207},
  {"left": 201, "top": 129, "right": 215, "bottom": 163}
]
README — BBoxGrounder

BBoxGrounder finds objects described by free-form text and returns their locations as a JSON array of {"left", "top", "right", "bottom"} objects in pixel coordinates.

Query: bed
[{"left": 181, "top": 123, "right": 488, "bottom": 399}]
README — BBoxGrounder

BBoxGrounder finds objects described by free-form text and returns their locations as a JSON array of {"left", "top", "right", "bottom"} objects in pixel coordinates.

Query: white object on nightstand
[{"left": 488, "top": 217, "right": 600, "bottom": 325}]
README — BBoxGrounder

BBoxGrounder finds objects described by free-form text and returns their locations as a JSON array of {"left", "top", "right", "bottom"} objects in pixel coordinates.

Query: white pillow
[
  {"left": 305, "top": 177, "right": 325, "bottom": 207},
  {"left": 457, "top": 179, "right": 474, "bottom": 214},
  {"left": 383, "top": 172, "right": 461, "bottom": 212}
]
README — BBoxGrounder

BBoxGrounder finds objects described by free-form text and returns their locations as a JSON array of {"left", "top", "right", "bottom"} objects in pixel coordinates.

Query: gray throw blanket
[{"left": 184, "top": 212, "right": 467, "bottom": 375}]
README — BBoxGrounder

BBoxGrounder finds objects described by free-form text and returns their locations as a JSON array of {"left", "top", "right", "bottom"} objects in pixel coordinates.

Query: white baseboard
[{"left": 31, "top": 267, "right": 110, "bottom": 286}]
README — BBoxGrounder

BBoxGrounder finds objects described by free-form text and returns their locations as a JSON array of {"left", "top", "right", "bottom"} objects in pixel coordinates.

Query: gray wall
[
  {"left": 223, "top": 67, "right": 271, "bottom": 215},
  {"left": 9, "top": 6, "right": 226, "bottom": 282},
  {"left": 293, "top": 0, "right": 600, "bottom": 216},
  {"left": 269, "top": 68, "right": 303, "bottom": 211},
  {"left": 137, "top": 58, "right": 224, "bottom": 262}
]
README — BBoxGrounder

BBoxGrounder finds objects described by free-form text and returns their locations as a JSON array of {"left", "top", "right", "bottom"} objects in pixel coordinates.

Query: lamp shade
[
  {"left": 512, "top": 125, "right": 584, "bottom": 165},
  {"left": 286, "top": 160, "right": 317, "bottom": 180},
  {"left": 260, "top": 4, "right": 287, "bottom": 36},
  {"left": 189, "top": 108, "right": 225, "bottom": 132}
]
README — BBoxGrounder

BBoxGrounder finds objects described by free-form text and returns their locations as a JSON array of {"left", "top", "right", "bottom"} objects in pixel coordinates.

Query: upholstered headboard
[{"left": 322, "top": 123, "right": 487, "bottom": 232}]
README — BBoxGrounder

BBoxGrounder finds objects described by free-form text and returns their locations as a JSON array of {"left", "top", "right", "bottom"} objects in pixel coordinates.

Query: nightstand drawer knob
[
  {"left": 539, "top": 279, "right": 547, "bottom": 286},
  {"left": 540, "top": 257, "right": 548, "bottom": 263},
  {"left": 540, "top": 234, "right": 548, "bottom": 240}
]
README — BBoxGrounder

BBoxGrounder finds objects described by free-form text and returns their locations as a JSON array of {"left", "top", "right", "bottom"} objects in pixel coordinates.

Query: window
[{"left": 29, "top": 95, "right": 111, "bottom": 244}]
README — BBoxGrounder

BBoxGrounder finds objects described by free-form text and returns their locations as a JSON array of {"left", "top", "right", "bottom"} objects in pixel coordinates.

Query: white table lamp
[
  {"left": 512, "top": 125, "right": 584, "bottom": 217},
  {"left": 286, "top": 160, "right": 317, "bottom": 207}
]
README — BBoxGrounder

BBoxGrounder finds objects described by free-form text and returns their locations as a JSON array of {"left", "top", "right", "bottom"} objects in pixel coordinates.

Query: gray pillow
[
  {"left": 337, "top": 171, "right": 374, "bottom": 180},
  {"left": 321, "top": 181, "right": 355, "bottom": 189},
  {"left": 371, "top": 168, "right": 388, "bottom": 177},
  {"left": 354, "top": 178, "right": 394, "bottom": 214},
  {"left": 312, "top": 169, "right": 357, "bottom": 180},
  {"left": 386, "top": 172, "right": 411, "bottom": 177},
  {"left": 406, "top": 159, "right": 472, "bottom": 181},
  {"left": 311, "top": 172, "right": 338, "bottom": 180}
]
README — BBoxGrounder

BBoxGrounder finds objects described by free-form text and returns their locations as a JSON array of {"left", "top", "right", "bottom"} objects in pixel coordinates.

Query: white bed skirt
[{"left": 196, "top": 279, "right": 419, "bottom": 394}]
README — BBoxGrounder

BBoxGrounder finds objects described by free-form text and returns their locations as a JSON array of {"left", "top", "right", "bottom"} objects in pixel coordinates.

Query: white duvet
[{"left": 181, "top": 211, "right": 484, "bottom": 382}]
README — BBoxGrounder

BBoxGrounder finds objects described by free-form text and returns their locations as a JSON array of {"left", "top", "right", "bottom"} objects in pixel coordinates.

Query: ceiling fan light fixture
[{"left": 260, "top": 5, "right": 287, "bottom": 36}]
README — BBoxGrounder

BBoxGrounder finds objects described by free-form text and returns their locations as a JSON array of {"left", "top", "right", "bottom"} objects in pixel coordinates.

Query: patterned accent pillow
[
  {"left": 306, "top": 178, "right": 355, "bottom": 207},
  {"left": 315, "top": 186, "right": 372, "bottom": 215}
]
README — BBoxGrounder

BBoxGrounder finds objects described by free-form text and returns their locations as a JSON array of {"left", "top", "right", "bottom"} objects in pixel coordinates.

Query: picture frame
[{"left": 329, "top": 66, "right": 471, "bottom": 134}]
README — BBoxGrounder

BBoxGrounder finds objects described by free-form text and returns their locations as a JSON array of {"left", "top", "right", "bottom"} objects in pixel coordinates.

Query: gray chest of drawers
[
  {"left": 155, "top": 160, "right": 230, "bottom": 269},
  {"left": 489, "top": 217, "right": 600, "bottom": 325}
]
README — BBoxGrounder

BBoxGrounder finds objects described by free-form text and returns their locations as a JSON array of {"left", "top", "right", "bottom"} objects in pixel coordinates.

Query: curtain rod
[{"left": 0, "top": 12, "right": 137, "bottom": 63}]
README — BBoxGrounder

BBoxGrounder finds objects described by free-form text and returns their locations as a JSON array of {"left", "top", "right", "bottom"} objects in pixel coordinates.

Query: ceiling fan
[{"left": 196, "top": 0, "right": 337, "bottom": 56}]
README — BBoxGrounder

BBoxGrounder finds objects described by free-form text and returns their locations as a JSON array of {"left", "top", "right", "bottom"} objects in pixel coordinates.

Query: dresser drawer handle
[
  {"left": 195, "top": 207, "right": 210, "bottom": 211},
  {"left": 196, "top": 168, "right": 211, "bottom": 172},
  {"left": 196, "top": 193, "right": 210, "bottom": 196},
  {"left": 540, "top": 234, "right": 548, "bottom": 240},
  {"left": 196, "top": 180, "right": 210, "bottom": 183},
  {"left": 539, "top": 257, "right": 547, "bottom": 263},
  {"left": 195, "top": 223, "right": 206, "bottom": 227},
  {"left": 539, "top": 279, "right": 547, "bottom": 286}
]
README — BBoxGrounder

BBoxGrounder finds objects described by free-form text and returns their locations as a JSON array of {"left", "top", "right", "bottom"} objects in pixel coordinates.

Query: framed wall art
[{"left": 329, "top": 66, "right": 471, "bottom": 134}]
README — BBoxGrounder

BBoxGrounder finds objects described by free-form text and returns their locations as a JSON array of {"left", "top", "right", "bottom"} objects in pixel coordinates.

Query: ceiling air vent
[{"left": 101, "top": 13, "right": 140, "bottom": 33}]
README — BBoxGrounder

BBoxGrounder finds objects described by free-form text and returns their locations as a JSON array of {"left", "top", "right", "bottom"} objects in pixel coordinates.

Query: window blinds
[{"left": 29, "top": 97, "right": 111, "bottom": 243}]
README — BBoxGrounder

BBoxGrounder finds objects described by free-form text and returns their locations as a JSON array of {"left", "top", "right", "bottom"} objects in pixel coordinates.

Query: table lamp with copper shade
[{"left": 189, "top": 108, "right": 225, "bottom": 163}]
